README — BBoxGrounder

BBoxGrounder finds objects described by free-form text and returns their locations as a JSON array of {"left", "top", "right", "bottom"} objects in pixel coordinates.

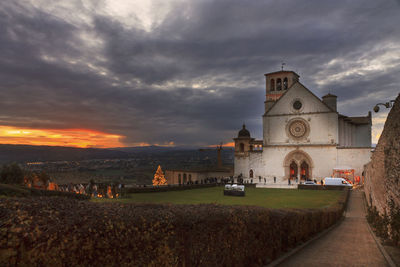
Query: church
[{"left": 234, "top": 70, "right": 372, "bottom": 184}]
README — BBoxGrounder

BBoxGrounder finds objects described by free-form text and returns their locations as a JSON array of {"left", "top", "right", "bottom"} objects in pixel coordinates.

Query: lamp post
[{"left": 373, "top": 100, "right": 395, "bottom": 112}]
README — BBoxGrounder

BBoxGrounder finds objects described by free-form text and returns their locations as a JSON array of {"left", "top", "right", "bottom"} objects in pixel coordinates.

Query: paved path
[{"left": 278, "top": 191, "right": 389, "bottom": 267}]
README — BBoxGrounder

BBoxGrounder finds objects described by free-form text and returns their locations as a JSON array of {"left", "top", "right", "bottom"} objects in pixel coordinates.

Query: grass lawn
[{"left": 93, "top": 186, "right": 344, "bottom": 209}]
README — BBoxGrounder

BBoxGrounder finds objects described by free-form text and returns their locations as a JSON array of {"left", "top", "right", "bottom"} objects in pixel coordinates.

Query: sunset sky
[{"left": 0, "top": 0, "right": 399, "bottom": 148}]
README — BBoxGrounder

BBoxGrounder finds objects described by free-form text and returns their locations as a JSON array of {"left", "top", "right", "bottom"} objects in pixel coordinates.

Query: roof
[
  {"left": 238, "top": 124, "right": 251, "bottom": 137},
  {"left": 339, "top": 114, "right": 371, "bottom": 125},
  {"left": 264, "top": 81, "right": 336, "bottom": 115},
  {"left": 264, "top": 70, "right": 300, "bottom": 77},
  {"left": 322, "top": 93, "right": 337, "bottom": 98}
]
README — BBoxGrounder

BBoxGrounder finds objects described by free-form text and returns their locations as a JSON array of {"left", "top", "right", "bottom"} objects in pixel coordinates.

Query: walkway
[{"left": 278, "top": 191, "right": 389, "bottom": 266}]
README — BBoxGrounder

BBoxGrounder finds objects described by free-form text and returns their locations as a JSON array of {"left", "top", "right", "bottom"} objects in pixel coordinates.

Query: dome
[{"left": 238, "top": 124, "right": 250, "bottom": 138}]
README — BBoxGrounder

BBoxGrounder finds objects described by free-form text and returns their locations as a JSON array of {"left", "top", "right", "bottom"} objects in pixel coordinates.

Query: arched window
[
  {"left": 240, "top": 143, "right": 245, "bottom": 152},
  {"left": 189, "top": 174, "right": 192, "bottom": 182},
  {"left": 300, "top": 161, "right": 309, "bottom": 180},
  {"left": 249, "top": 169, "right": 254, "bottom": 178},
  {"left": 290, "top": 161, "right": 298, "bottom": 179},
  {"left": 178, "top": 174, "right": 181, "bottom": 184},
  {"left": 183, "top": 173, "right": 187, "bottom": 183},
  {"left": 283, "top": 77, "right": 288, "bottom": 90},
  {"left": 270, "top": 79, "right": 275, "bottom": 91},
  {"left": 277, "top": 78, "right": 282, "bottom": 91}
]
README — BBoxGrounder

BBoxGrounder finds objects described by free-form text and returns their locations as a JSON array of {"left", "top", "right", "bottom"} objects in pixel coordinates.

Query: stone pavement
[{"left": 278, "top": 191, "right": 389, "bottom": 267}]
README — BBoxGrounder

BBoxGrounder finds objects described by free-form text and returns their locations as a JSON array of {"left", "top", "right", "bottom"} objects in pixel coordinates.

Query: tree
[
  {"left": 152, "top": 165, "right": 167, "bottom": 186},
  {"left": 0, "top": 163, "right": 24, "bottom": 184},
  {"left": 38, "top": 171, "right": 50, "bottom": 188}
]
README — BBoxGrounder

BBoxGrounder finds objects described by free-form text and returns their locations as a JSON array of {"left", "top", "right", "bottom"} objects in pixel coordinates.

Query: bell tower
[{"left": 264, "top": 70, "right": 300, "bottom": 113}]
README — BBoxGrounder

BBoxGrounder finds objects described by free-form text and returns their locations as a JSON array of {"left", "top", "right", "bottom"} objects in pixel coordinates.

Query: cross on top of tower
[{"left": 281, "top": 62, "right": 286, "bottom": 71}]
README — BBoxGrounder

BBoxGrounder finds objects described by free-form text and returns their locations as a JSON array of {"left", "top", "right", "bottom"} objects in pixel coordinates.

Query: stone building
[
  {"left": 165, "top": 146, "right": 234, "bottom": 184},
  {"left": 234, "top": 70, "right": 372, "bottom": 184},
  {"left": 165, "top": 168, "right": 233, "bottom": 185}
]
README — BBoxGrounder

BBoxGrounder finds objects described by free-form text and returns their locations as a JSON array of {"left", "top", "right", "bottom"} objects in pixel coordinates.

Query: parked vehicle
[
  {"left": 303, "top": 181, "right": 316, "bottom": 185},
  {"left": 324, "top": 177, "right": 353, "bottom": 188}
]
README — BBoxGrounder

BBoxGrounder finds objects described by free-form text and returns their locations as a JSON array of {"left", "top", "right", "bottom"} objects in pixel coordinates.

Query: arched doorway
[
  {"left": 300, "top": 161, "right": 309, "bottom": 181},
  {"left": 290, "top": 161, "right": 298, "bottom": 180},
  {"left": 249, "top": 169, "right": 254, "bottom": 178},
  {"left": 283, "top": 150, "right": 313, "bottom": 181}
]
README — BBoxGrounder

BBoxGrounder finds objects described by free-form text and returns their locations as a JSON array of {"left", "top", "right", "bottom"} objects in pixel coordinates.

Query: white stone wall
[
  {"left": 337, "top": 148, "right": 371, "bottom": 176},
  {"left": 261, "top": 146, "right": 338, "bottom": 183},
  {"left": 266, "top": 83, "right": 331, "bottom": 116},
  {"left": 264, "top": 113, "right": 338, "bottom": 145}
]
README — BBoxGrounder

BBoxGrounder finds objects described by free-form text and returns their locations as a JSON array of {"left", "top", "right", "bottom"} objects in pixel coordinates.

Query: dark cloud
[{"left": 0, "top": 0, "right": 399, "bottom": 146}]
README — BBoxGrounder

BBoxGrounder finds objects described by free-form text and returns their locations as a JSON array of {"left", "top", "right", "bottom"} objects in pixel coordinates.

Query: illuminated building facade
[{"left": 234, "top": 70, "right": 372, "bottom": 184}]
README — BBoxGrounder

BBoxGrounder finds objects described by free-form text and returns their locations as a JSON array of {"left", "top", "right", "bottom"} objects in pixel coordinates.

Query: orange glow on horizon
[
  {"left": 208, "top": 142, "right": 234, "bottom": 148},
  {"left": 0, "top": 126, "right": 125, "bottom": 148}
]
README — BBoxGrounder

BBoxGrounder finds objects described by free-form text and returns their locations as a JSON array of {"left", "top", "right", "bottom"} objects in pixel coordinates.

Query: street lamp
[{"left": 373, "top": 100, "right": 395, "bottom": 113}]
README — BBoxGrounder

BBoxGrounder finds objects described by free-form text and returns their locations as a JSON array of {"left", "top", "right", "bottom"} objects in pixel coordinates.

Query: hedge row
[
  {"left": 123, "top": 183, "right": 217, "bottom": 194},
  {"left": 0, "top": 191, "right": 349, "bottom": 266},
  {"left": 298, "top": 184, "right": 350, "bottom": 190},
  {"left": 0, "top": 183, "right": 90, "bottom": 200}
]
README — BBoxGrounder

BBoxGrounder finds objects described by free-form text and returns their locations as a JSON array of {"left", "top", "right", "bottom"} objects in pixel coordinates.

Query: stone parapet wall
[{"left": 364, "top": 93, "right": 400, "bottom": 214}]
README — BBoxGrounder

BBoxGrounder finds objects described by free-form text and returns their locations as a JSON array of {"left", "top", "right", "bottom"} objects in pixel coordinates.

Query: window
[
  {"left": 249, "top": 169, "right": 254, "bottom": 178},
  {"left": 293, "top": 100, "right": 302, "bottom": 110},
  {"left": 277, "top": 78, "right": 282, "bottom": 91},
  {"left": 249, "top": 145, "right": 253, "bottom": 151},
  {"left": 240, "top": 143, "right": 244, "bottom": 152},
  {"left": 189, "top": 174, "right": 192, "bottom": 182},
  {"left": 283, "top": 77, "right": 288, "bottom": 89},
  {"left": 270, "top": 79, "right": 275, "bottom": 91},
  {"left": 178, "top": 174, "right": 181, "bottom": 184},
  {"left": 183, "top": 173, "right": 187, "bottom": 183}
]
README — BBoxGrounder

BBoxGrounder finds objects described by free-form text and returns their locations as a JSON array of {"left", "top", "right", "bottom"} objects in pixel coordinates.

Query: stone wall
[{"left": 364, "top": 93, "right": 400, "bottom": 214}]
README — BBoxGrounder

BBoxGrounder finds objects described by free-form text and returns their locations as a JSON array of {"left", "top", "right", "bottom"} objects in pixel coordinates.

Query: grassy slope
[{"left": 94, "top": 186, "right": 344, "bottom": 209}]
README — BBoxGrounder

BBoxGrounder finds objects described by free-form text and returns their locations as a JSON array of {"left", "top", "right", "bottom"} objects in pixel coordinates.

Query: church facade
[{"left": 234, "top": 70, "right": 372, "bottom": 184}]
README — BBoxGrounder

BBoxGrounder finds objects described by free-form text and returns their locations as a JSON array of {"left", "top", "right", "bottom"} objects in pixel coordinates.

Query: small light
[{"left": 373, "top": 105, "right": 380, "bottom": 113}]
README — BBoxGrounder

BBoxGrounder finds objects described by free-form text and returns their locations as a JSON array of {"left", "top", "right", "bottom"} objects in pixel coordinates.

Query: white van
[{"left": 324, "top": 177, "right": 353, "bottom": 188}]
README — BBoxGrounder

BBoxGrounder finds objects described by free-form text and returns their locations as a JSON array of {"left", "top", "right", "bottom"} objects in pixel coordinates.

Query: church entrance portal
[{"left": 283, "top": 150, "right": 313, "bottom": 182}]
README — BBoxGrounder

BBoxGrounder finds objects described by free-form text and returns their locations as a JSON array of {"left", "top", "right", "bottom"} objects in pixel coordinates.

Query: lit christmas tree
[{"left": 152, "top": 165, "right": 167, "bottom": 186}]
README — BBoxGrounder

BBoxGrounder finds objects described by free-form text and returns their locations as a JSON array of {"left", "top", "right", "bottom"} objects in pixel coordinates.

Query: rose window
[{"left": 289, "top": 120, "right": 307, "bottom": 138}]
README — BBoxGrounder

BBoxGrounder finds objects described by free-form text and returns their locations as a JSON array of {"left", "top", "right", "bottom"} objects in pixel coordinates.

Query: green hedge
[
  {"left": 0, "top": 191, "right": 349, "bottom": 266},
  {"left": 124, "top": 183, "right": 217, "bottom": 194},
  {"left": 298, "top": 184, "right": 350, "bottom": 190},
  {"left": 0, "top": 183, "right": 89, "bottom": 200}
]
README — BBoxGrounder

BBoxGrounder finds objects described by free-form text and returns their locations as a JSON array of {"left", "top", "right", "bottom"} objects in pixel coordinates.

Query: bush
[
  {"left": 0, "top": 183, "right": 30, "bottom": 197},
  {"left": 29, "top": 188, "right": 90, "bottom": 200},
  {"left": 298, "top": 184, "right": 349, "bottom": 190},
  {"left": 0, "top": 183, "right": 89, "bottom": 200},
  {"left": 0, "top": 191, "right": 349, "bottom": 266},
  {"left": 124, "top": 183, "right": 217, "bottom": 194},
  {"left": 0, "top": 163, "right": 24, "bottom": 184}
]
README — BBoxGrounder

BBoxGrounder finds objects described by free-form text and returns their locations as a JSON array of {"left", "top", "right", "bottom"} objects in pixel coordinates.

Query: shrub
[
  {"left": 0, "top": 163, "right": 24, "bottom": 184},
  {"left": 0, "top": 183, "right": 89, "bottom": 200},
  {"left": 0, "top": 191, "right": 349, "bottom": 266},
  {"left": 124, "top": 183, "right": 217, "bottom": 194}
]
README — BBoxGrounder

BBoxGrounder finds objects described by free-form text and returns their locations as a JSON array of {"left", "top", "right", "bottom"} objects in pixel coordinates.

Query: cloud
[{"left": 0, "top": 0, "right": 399, "bottom": 147}]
